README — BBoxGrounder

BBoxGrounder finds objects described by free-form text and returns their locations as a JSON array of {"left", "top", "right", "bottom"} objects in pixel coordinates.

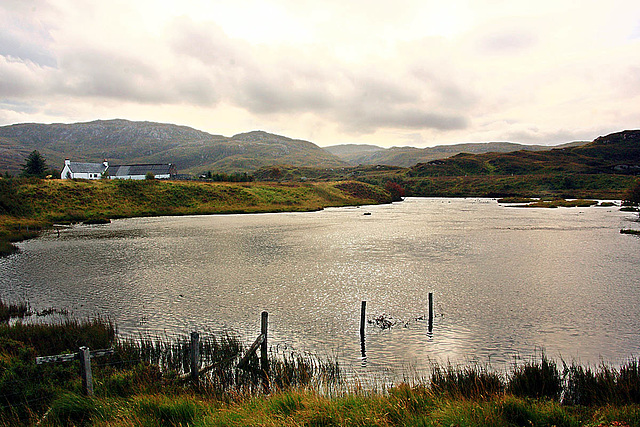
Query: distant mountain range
[
  {"left": 0, "top": 119, "right": 625, "bottom": 176},
  {"left": 324, "top": 140, "right": 587, "bottom": 167}
]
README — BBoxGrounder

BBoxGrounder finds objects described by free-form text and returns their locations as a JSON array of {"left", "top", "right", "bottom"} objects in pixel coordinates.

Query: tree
[
  {"left": 385, "top": 181, "right": 406, "bottom": 202},
  {"left": 20, "top": 150, "right": 48, "bottom": 178}
]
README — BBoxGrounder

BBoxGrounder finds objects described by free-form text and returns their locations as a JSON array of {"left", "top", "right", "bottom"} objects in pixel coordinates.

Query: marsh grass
[{"left": 3, "top": 317, "right": 640, "bottom": 425}]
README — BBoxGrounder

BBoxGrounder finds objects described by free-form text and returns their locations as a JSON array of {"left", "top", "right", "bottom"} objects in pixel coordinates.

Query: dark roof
[
  {"left": 107, "top": 164, "right": 174, "bottom": 177},
  {"left": 68, "top": 162, "right": 106, "bottom": 174}
]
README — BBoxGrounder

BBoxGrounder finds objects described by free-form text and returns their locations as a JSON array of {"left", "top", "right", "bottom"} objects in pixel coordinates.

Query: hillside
[
  {"left": 0, "top": 120, "right": 347, "bottom": 175},
  {"left": 408, "top": 130, "right": 640, "bottom": 177},
  {"left": 325, "top": 140, "right": 588, "bottom": 167},
  {"left": 257, "top": 130, "right": 640, "bottom": 199}
]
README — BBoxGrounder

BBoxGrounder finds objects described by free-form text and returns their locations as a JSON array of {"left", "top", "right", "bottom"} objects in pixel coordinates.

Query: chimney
[
  {"left": 103, "top": 159, "right": 109, "bottom": 169},
  {"left": 65, "top": 159, "right": 70, "bottom": 166}
]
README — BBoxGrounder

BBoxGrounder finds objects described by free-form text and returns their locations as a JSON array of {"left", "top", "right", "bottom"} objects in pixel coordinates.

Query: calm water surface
[{"left": 1, "top": 198, "right": 639, "bottom": 379}]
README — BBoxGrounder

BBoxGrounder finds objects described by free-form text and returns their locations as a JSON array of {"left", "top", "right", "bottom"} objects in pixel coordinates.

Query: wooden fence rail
[{"left": 35, "top": 347, "right": 114, "bottom": 396}]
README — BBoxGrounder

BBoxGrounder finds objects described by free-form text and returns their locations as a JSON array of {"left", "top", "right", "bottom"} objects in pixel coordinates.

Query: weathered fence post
[
  {"left": 360, "top": 301, "right": 366, "bottom": 338},
  {"left": 190, "top": 331, "right": 200, "bottom": 384},
  {"left": 428, "top": 292, "right": 434, "bottom": 333},
  {"left": 260, "top": 311, "right": 269, "bottom": 382},
  {"left": 78, "top": 347, "right": 94, "bottom": 396}
]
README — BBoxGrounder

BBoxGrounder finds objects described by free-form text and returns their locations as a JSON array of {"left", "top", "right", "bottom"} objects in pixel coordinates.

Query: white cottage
[{"left": 61, "top": 159, "right": 108, "bottom": 180}]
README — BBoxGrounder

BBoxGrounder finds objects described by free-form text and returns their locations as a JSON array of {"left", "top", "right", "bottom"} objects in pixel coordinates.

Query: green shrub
[
  {"left": 430, "top": 364, "right": 504, "bottom": 399},
  {"left": 135, "top": 396, "right": 199, "bottom": 427},
  {"left": 48, "top": 393, "right": 108, "bottom": 426},
  {"left": 500, "top": 395, "right": 577, "bottom": 427},
  {"left": 267, "top": 391, "right": 305, "bottom": 416}
]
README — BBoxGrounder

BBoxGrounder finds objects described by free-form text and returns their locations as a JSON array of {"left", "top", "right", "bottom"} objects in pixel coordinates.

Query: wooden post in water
[
  {"left": 428, "top": 292, "right": 434, "bottom": 333},
  {"left": 190, "top": 332, "right": 200, "bottom": 384},
  {"left": 260, "top": 311, "right": 269, "bottom": 391},
  {"left": 360, "top": 301, "right": 367, "bottom": 338},
  {"left": 78, "top": 347, "right": 94, "bottom": 396}
]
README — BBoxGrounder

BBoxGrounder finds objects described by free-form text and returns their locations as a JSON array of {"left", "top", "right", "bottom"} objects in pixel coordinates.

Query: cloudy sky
[{"left": 1, "top": 0, "right": 639, "bottom": 147}]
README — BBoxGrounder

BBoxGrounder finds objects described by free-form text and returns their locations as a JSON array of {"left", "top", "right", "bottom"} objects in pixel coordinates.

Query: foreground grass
[
  {"left": 0, "top": 178, "right": 392, "bottom": 255},
  {"left": 30, "top": 386, "right": 640, "bottom": 426},
  {"left": 2, "top": 316, "right": 640, "bottom": 426}
]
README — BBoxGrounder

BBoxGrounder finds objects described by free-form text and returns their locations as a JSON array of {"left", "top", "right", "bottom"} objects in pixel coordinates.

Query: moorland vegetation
[{"left": 1, "top": 312, "right": 640, "bottom": 426}]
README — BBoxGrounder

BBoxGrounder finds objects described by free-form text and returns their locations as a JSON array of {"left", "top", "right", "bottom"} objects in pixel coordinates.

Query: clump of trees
[{"left": 199, "top": 171, "right": 254, "bottom": 182}]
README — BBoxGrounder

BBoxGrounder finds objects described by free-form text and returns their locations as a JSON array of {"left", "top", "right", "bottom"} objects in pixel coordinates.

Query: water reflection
[{"left": 1, "top": 198, "right": 639, "bottom": 379}]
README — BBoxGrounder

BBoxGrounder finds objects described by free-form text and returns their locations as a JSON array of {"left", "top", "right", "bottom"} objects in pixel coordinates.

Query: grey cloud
[
  {"left": 0, "top": 32, "right": 57, "bottom": 68},
  {"left": 410, "top": 67, "right": 478, "bottom": 109},
  {"left": 0, "top": 99, "right": 39, "bottom": 114},
  {"left": 163, "top": 15, "right": 476, "bottom": 135},
  {"left": 239, "top": 79, "right": 333, "bottom": 114},
  {"left": 0, "top": 57, "right": 47, "bottom": 97},
  {"left": 167, "top": 16, "right": 245, "bottom": 68},
  {"left": 503, "top": 128, "right": 585, "bottom": 145},
  {"left": 340, "top": 104, "right": 469, "bottom": 134},
  {"left": 57, "top": 48, "right": 167, "bottom": 102},
  {"left": 0, "top": 4, "right": 58, "bottom": 67},
  {"left": 54, "top": 45, "right": 220, "bottom": 106}
]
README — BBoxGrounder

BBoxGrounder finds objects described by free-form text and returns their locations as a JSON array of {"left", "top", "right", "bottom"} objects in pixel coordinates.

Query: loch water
[{"left": 1, "top": 198, "right": 639, "bottom": 380}]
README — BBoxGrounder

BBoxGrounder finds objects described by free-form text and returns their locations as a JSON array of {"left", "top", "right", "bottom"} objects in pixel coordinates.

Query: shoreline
[{"left": 0, "top": 178, "right": 394, "bottom": 256}]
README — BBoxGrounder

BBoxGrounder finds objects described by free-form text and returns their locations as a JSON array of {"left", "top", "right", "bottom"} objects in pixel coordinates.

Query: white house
[
  {"left": 61, "top": 159, "right": 108, "bottom": 180},
  {"left": 61, "top": 160, "right": 177, "bottom": 180}
]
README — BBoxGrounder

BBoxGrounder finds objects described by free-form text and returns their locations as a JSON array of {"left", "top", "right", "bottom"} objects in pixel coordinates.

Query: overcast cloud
[{"left": 0, "top": 0, "right": 639, "bottom": 147}]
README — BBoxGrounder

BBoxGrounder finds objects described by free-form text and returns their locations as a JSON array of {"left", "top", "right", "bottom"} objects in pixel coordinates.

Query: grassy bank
[
  {"left": 0, "top": 178, "right": 393, "bottom": 255},
  {"left": 1, "top": 315, "right": 640, "bottom": 426},
  {"left": 400, "top": 174, "right": 637, "bottom": 199}
]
